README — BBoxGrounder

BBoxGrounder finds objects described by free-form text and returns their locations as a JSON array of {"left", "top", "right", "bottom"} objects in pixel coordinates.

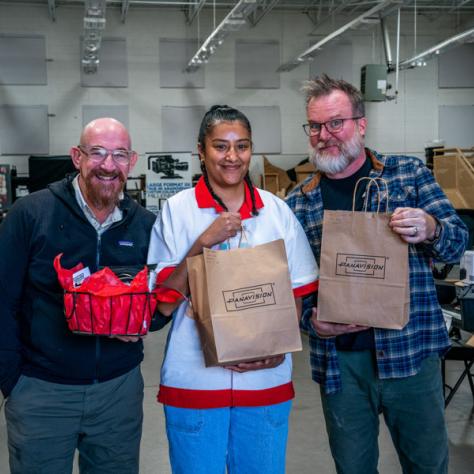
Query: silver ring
[{"left": 412, "top": 226, "right": 418, "bottom": 236}]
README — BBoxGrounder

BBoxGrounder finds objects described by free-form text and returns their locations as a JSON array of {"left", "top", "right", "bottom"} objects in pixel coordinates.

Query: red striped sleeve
[
  {"left": 156, "top": 266, "right": 176, "bottom": 284},
  {"left": 292, "top": 280, "right": 318, "bottom": 298},
  {"left": 154, "top": 266, "right": 184, "bottom": 303}
]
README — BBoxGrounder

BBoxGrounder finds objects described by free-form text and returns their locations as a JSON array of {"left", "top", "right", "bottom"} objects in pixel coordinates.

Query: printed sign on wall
[{"left": 145, "top": 152, "right": 192, "bottom": 214}]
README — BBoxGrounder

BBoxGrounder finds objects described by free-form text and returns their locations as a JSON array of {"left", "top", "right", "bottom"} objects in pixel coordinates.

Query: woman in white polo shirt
[{"left": 148, "top": 105, "right": 318, "bottom": 474}]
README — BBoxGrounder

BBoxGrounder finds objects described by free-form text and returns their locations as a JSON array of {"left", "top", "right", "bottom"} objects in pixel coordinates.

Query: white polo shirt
[{"left": 148, "top": 178, "right": 318, "bottom": 408}]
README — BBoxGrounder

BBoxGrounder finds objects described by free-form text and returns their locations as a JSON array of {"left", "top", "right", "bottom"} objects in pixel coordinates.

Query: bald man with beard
[{"left": 0, "top": 118, "right": 157, "bottom": 474}]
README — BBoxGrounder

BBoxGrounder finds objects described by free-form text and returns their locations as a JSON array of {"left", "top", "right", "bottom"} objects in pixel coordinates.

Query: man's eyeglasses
[
  {"left": 78, "top": 145, "right": 134, "bottom": 165},
  {"left": 302, "top": 116, "right": 364, "bottom": 137}
]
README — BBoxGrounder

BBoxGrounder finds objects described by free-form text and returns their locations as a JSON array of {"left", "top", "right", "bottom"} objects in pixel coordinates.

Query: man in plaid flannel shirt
[{"left": 286, "top": 75, "right": 468, "bottom": 474}]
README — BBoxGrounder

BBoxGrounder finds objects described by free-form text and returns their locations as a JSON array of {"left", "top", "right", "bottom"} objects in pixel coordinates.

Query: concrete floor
[{"left": 1, "top": 331, "right": 473, "bottom": 473}]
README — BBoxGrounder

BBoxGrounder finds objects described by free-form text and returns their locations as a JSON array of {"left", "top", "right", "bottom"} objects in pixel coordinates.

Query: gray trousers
[
  {"left": 5, "top": 366, "right": 144, "bottom": 474},
  {"left": 320, "top": 352, "right": 448, "bottom": 474}
]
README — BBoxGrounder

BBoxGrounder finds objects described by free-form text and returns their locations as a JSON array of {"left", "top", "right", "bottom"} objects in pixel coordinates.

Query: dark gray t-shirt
[{"left": 320, "top": 156, "right": 375, "bottom": 351}]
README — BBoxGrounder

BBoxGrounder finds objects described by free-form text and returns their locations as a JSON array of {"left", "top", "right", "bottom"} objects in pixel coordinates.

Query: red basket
[
  {"left": 63, "top": 290, "right": 155, "bottom": 336},
  {"left": 54, "top": 254, "right": 157, "bottom": 336}
]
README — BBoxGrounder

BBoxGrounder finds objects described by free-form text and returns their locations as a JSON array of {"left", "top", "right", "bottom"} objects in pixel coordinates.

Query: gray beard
[{"left": 309, "top": 132, "right": 364, "bottom": 175}]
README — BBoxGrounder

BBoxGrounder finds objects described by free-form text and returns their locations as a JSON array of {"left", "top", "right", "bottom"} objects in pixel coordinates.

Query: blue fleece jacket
[{"left": 0, "top": 175, "right": 156, "bottom": 397}]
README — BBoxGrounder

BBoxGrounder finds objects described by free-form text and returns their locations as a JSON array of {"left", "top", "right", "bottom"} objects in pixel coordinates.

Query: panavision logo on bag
[
  {"left": 336, "top": 253, "right": 387, "bottom": 279},
  {"left": 223, "top": 284, "right": 276, "bottom": 311}
]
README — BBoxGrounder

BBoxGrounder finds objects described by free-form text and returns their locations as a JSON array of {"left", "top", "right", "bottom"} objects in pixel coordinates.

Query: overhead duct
[
  {"left": 381, "top": 16, "right": 393, "bottom": 70},
  {"left": 82, "top": 0, "right": 107, "bottom": 74}
]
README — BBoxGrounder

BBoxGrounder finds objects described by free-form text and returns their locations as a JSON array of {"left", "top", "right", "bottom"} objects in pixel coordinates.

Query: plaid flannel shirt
[{"left": 286, "top": 149, "right": 469, "bottom": 394}]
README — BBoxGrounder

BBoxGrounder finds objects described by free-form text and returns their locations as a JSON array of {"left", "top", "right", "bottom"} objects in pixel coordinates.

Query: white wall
[{"left": 0, "top": 4, "right": 473, "bottom": 177}]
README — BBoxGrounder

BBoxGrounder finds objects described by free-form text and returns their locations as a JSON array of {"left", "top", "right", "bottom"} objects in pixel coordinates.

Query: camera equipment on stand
[
  {"left": 145, "top": 152, "right": 193, "bottom": 214},
  {"left": 147, "top": 154, "right": 189, "bottom": 179}
]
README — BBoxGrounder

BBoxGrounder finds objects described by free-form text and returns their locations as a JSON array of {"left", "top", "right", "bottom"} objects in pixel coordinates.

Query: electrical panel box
[{"left": 361, "top": 64, "right": 387, "bottom": 101}]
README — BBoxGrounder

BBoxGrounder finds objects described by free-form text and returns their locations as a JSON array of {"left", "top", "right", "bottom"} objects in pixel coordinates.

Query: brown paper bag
[
  {"left": 318, "top": 178, "right": 410, "bottom": 330},
  {"left": 187, "top": 254, "right": 219, "bottom": 365},
  {"left": 187, "top": 239, "right": 302, "bottom": 366}
]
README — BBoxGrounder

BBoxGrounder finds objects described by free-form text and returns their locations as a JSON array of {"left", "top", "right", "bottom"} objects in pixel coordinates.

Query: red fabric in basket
[{"left": 54, "top": 254, "right": 157, "bottom": 336}]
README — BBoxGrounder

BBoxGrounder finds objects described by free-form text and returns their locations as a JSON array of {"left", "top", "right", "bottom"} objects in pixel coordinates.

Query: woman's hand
[
  {"left": 224, "top": 354, "right": 285, "bottom": 373},
  {"left": 199, "top": 212, "right": 242, "bottom": 248},
  {"left": 156, "top": 212, "right": 242, "bottom": 316}
]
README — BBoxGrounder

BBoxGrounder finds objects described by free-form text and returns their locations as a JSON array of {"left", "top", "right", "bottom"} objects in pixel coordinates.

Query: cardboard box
[{"left": 433, "top": 148, "right": 474, "bottom": 209}]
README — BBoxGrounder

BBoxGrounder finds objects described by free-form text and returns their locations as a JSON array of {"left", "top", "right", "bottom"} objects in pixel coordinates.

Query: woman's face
[{"left": 199, "top": 120, "right": 252, "bottom": 190}]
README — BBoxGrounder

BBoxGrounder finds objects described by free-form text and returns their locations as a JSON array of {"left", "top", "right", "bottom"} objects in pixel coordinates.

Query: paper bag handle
[
  {"left": 353, "top": 177, "right": 390, "bottom": 214},
  {"left": 238, "top": 225, "right": 248, "bottom": 248},
  {"left": 224, "top": 225, "right": 249, "bottom": 250}
]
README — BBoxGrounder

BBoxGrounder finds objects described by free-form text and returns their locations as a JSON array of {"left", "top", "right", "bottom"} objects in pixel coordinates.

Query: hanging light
[
  {"left": 185, "top": 0, "right": 260, "bottom": 73},
  {"left": 397, "top": 27, "right": 474, "bottom": 70}
]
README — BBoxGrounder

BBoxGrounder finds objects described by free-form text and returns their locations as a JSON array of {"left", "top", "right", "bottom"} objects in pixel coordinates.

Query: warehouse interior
[{"left": 0, "top": 1, "right": 474, "bottom": 472}]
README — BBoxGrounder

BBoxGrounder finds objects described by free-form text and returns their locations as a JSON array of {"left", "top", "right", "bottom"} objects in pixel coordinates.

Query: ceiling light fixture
[
  {"left": 184, "top": 0, "right": 260, "bottom": 73},
  {"left": 395, "top": 26, "right": 474, "bottom": 70},
  {"left": 277, "top": 0, "right": 395, "bottom": 72},
  {"left": 82, "top": 0, "right": 107, "bottom": 74}
]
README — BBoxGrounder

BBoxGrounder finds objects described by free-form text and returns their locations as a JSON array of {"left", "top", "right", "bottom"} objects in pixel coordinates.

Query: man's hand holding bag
[{"left": 317, "top": 178, "right": 410, "bottom": 330}]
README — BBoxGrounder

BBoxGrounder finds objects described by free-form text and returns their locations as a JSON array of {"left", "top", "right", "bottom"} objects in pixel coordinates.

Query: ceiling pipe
[{"left": 380, "top": 15, "right": 392, "bottom": 70}]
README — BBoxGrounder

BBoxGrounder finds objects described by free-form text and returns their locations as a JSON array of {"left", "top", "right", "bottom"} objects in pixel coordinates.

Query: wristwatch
[{"left": 429, "top": 219, "right": 442, "bottom": 243}]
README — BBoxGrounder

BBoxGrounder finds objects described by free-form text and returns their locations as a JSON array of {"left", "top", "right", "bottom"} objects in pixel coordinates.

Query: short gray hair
[{"left": 302, "top": 74, "right": 365, "bottom": 117}]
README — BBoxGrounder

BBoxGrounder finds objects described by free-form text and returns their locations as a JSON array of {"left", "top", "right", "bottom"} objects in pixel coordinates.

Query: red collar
[{"left": 194, "top": 177, "right": 264, "bottom": 220}]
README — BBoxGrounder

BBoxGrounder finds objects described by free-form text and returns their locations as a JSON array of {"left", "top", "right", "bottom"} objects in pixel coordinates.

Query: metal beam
[
  {"left": 449, "top": 0, "right": 473, "bottom": 13},
  {"left": 247, "top": 0, "right": 280, "bottom": 27},
  {"left": 185, "top": 0, "right": 207, "bottom": 24},
  {"left": 308, "top": 0, "right": 357, "bottom": 31}
]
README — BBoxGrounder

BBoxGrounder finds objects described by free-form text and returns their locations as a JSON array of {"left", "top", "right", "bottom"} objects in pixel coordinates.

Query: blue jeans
[
  {"left": 164, "top": 401, "right": 292, "bottom": 474},
  {"left": 320, "top": 351, "right": 448, "bottom": 474},
  {"left": 5, "top": 367, "right": 143, "bottom": 474}
]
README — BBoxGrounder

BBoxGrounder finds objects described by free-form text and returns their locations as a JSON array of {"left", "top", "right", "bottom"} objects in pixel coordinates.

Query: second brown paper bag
[
  {"left": 318, "top": 186, "right": 410, "bottom": 330},
  {"left": 187, "top": 239, "right": 302, "bottom": 367}
]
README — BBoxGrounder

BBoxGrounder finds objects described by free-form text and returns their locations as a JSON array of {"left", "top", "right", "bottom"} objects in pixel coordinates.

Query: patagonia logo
[
  {"left": 223, "top": 284, "right": 275, "bottom": 311},
  {"left": 336, "top": 253, "right": 387, "bottom": 279},
  {"left": 118, "top": 240, "right": 134, "bottom": 247}
]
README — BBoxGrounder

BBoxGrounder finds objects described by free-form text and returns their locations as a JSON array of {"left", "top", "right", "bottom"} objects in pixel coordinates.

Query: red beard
[{"left": 83, "top": 169, "right": 126, "bottom": 210}]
